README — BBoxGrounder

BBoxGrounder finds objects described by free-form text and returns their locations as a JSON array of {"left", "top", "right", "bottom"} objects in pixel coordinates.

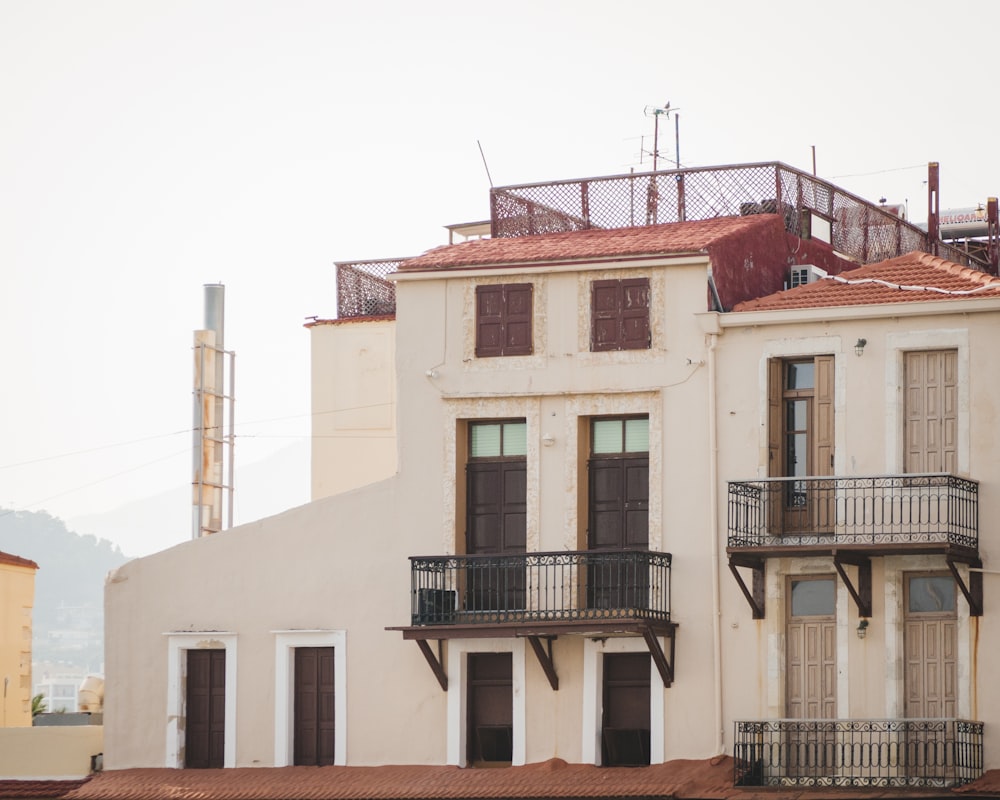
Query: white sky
[{"left": 2, "top": 0, "right": 999, "bottom": 552}]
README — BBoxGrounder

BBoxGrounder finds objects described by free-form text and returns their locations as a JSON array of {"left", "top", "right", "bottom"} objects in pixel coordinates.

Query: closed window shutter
[
  {"left": 503, "top": 283, "right": 533, "bottom": 355},
  {"left": 475, "top": 285, "right": 503, "bottom": 357},
  {"left": 621, "top": 278, "right": 650, "bottom": 350},
  {"left": 591, "top": 280, "right": 621, "bottom": 352}
]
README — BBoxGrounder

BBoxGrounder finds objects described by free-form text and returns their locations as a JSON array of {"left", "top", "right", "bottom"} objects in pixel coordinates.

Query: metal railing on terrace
[
  {"left": 727, "top": 474, "right": 978, "bottom": 551},
  {"left": 408, "top": 550, "right": 671, "bottom": 626},
  {"left": 490, "top": 162, "right": 984, "bottom": 269},
  {"left": 734, "top": 718, "right": 984, "bottom": 788},
  {"left": 335, "top": 259, "right": 402, "bottom": 319}
]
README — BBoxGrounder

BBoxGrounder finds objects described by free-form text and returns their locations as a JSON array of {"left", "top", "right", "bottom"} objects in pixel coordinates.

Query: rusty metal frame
[
  {"left": 728, "top": 556, "right": 765, "bottom": 619},
  {"left": 415, "top": 639, "right": 447, "bottom": 691},
  {"left": 947, "top": 556, "right": 984, "bottom": 617},
  {"left": 526, "top": 636, "right": 558, "bottom": 691},
  {"left": 833, "top": 552, "right": 872, "bottom": 618}
]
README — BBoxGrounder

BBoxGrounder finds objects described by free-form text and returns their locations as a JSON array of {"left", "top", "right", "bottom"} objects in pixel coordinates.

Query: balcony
[
  {"left": 734, "top": 718, "right": 984, "bottom": 788},
  {"left": 389, "top": 550, "right": 676, "bottom": 690},
  {"left": 726, "top": 474, "right": 982, "bottom": 618}
]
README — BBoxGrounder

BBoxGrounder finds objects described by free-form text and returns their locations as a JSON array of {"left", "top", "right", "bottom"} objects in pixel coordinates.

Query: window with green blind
[
  {"left": 592, "top": 417, "right": 648, "bottom": 455},
  {"left": 470, "top": 421, "right": 527, "bottom": 458}
]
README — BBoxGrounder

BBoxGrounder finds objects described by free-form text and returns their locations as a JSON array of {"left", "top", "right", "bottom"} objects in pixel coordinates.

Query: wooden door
[
  {"left": 904, "top": 351, "right": 957, "bottom": 474},
  {"left": 466, "top": 460, "right": 526, "bottom": 612},
  {"left": 467, "top": 653, "right": 513, "bottom": 765},
  {"left": 588, "top": 457, "right": 649, "bottom": 609},
  {"left": 786, "top": 577, "right": 836, "bottom": 776},
  {"left": 904, "top": 574, "right": 957, "bottom": 717},
  {"left": 769, "top": 357, "right": 834, "bottom": 534},
  {"left": 185, "top": 649, "right": 225, "bottom": 769},
  {"left": 294, "top": 647, "right": 335, "bottom": 766},
  {"left": 602, "top": 653, "right": 651, "bottom": 766}
]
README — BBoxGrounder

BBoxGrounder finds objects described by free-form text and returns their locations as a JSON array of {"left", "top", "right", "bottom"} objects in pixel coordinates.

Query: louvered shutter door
[
  {"left": 592, "top": 280, "right": 620, "bottom": 351},
  {"left": 503, "top": 283, "right": 533, "bottom": 355},
  {"left": 475, "top": 285, "right": 503, "bottom": 357},
  {"left": 621, "top": 278, "right": 650, "bottom": 350}
]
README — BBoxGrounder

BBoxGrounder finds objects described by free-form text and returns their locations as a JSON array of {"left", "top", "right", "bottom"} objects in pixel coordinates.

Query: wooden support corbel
[
  {"left": 642, "top": 627, "right": 675, "bottom": 688},
  {"left": 833, "top": 552, "right": 872, "bottom": 618},
  {"left": 527, "top": 636, "right": 559, "bottom": 690},
  {"left": 947, "top": 556, "right": 984, "bottom": 617},
  {"left": 415, "top": 639, "right": 448, "bottom": 691},
  {"left": 728, "top": 557, "right": 765, "bottom": 619}
]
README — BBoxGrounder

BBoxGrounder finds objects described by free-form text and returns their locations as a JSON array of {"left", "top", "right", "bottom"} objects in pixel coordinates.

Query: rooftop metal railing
[{"left": 490, "top": 162, "right": 984, "bottom": 269}]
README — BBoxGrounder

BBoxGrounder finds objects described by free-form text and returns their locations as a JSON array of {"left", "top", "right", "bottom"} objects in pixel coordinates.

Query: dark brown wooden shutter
[
  {"left": 621, "top": 278, "right": 650, "bottom": 350},
  {"left": 503, "top": 284, "right": 533, "bottom": 355},
  {"left": 475, "top": 285, "right": 504, "bottom": 357},
  {"left": 592, "top": 280, "right": 620, "bottom": 351},
  {"left": 592, "top": 278, "right": 650, "bottom": 351}
]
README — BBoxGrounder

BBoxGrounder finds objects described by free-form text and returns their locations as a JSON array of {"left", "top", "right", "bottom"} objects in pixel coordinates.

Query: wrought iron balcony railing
[
  {"left": 727, "top": 474, "right": 978, "bottom": 551},
  {"left": 408, "top": 550, "right": 671, "bottom": 626},
  {"left": 734, "top": 718, "right": 984, "bottom": 788}
]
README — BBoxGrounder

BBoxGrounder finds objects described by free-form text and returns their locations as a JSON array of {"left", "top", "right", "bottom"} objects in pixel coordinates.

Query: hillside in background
[
  {"left": 0, "top": 508, "right": 128, "bottom": 674},
  {"left": 67, "top": 439, "right": 309, "bottom": 558}
]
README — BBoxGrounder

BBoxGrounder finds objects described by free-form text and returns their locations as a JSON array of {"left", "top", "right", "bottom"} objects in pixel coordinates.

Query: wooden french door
[
  {"left": 185, "top": 649, "right": 225, "bottom": 769},
  {"left": 294, "top": 647, "right": 335, "bottom": 766},
  {"left": 768, "top": 357, "right": 834, "bottom": 534},
  {"left": 466, "top": 459, "right": 526, "bottom": 612}
]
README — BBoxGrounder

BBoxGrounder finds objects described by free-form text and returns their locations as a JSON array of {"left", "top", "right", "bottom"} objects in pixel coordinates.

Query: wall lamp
[
  {"left": 856, "top": 619, "right": 869, "bottom": 639},
  {"left": 854, "top": 338, "right": 868, "bottom": 357}
]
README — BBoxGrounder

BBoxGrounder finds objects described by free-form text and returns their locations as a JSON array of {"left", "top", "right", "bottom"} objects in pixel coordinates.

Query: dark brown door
[
  {"left": 185, "top": 649, "right": 225, "bottom": 769},
  {"left": 467, "top": 653, "right": 513, "bottom": 765},
  {"left": 602, "top": 653, "right": 650, "bottom": 766},
  {"left": 466, "top": 460, "right": 526, "bottom": 612},
  {"left": 294, "top": 647, "right": 335, "bottom": 766},
  {"left": 588, "top": 457, "right": 649, "bottom": 610}
]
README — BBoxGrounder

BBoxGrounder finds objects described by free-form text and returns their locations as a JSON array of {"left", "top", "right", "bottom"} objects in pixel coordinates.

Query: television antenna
[{"left": 643, "top": 103, "right": 681, "bottom": 171}]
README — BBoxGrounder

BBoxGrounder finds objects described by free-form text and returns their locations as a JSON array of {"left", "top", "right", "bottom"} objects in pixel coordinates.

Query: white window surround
[
  {"left": 272, "top": 630, "right": 347, "bottom": 766},
  {"left": 582, "top": 637, "right": 665, "bottom": 765},
  {"left": 884, "top": 329, "right": 969, "bottom": 474},
  {"left": 446, "top": 639, "right": 526, "bottom": 766},
  {"left": 165, "top": 632, "right": 238, "bottom": 769}
]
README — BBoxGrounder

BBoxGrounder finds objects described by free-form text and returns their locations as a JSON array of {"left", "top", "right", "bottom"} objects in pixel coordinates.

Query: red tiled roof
[
  {"left": 733, "top": 251, "right": 1000, "bottom": 312},
  {"left": 398, "top": 217, "right": 783, "bottom": 272},
  {"left": 0, "top": 780, "right": 86, "bottom": 799},
  {"left": 0, "top": 550, "right": 39, "bottom": 570},
  {"left": 44, "top": 760, "right": 1000, "bottom": 800}
]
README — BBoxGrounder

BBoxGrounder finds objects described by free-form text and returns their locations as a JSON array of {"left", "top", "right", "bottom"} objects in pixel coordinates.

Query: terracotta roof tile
[
  {"left": 53, "top": 760, "right": 1000, "bottom": 800},
  {"left": 0, "top": 550, "right": 39, "bottom": 570},
  {"left": 733, "top": 251, "right": 1000, "bottom": 312},
  {"left": 398, "top": 217, "right": 782, "bottom": 272},
  {"left": 0, "top": 779, "right": 86, "bottom": 799}
]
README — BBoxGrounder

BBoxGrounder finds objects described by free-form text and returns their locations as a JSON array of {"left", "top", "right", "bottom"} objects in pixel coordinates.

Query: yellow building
[{"left": 0, "top": 550, "right": 38, "bottom": 727}]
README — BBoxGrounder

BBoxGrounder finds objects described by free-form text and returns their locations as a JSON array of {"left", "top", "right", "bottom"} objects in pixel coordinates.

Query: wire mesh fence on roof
[
  {"left": 336, "top": 260, "right": 402, "bottom": 319},
  {"left": 490, "top": 162, "right": 985, "bottom": 270}
]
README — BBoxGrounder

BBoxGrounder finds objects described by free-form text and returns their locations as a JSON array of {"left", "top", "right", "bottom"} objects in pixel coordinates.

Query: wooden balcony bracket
[
  {"left": 728, "top": 556, "right": 765, "bottom": 619},
  {"left": 526, "top": 636, "right": 559, "bottom": 690},
  {"left": 833, "top": 552, "right": 872, "bottom": 618},
  {"left": 642, "top": 626, "right": 676, "bottom": 687},
  {"left": 947, "top": 555, "right": 983, "bottom": 617},
  {"left": 415, "top": 639, "right": 448, "bottom": 692}
]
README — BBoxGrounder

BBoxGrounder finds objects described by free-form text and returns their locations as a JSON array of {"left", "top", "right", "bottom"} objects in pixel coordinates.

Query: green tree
[{"left": 31, "top": 693, "right": 46, "bottom": 717}]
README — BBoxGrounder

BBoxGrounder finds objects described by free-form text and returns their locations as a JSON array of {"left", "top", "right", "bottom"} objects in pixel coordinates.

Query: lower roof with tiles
[
  {"left": 733, "top": 251, "right": 1000, "bottom": 312},
  {"left": 7, "top": 760, "right": 1000, "bottom": 800}
]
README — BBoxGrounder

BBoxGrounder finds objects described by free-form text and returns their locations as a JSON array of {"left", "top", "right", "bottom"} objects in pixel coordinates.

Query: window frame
[{"left": 475, "top": 283, "right": 533, "bottom": 358}]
